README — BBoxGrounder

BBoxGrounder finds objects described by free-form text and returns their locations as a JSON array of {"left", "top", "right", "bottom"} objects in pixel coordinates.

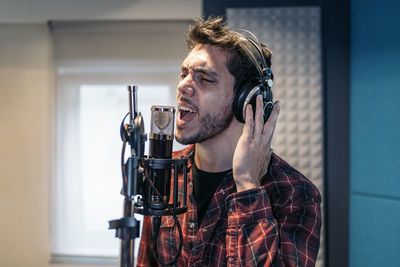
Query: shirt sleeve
[{"left": 225, "top": 185, "right": 321, "bottom": 267}]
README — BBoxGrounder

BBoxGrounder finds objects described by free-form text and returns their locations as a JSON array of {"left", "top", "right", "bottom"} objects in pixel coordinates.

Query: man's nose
[{"left": 177, "top": 74, "right": 195, "bottom": 97}]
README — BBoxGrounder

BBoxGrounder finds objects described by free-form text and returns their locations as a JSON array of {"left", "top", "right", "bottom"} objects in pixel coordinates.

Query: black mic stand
[
  {"left": 109, "top": 85, "right": 189, "bottom": 267},
  {"left": 109, "top": 85, "right": 147, "bottom": 267}
]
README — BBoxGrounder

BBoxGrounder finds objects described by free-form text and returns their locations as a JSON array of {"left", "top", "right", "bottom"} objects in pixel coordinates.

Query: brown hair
[{"left": 186, "top": 17, "right": 273, "bottom": 94}]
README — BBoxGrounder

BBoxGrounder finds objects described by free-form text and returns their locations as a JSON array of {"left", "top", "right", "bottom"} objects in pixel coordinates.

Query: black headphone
[{"left": 232, "top": 34, "right": 274, "bottom": 123}]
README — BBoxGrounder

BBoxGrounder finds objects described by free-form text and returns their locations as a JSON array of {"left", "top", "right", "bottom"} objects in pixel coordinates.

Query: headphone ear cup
[
  {"left": 233, "top": 79, "right": 274, "bottom": 123},
  {"left": 233, "top": 79, "right": 262, "bottom": 123}
]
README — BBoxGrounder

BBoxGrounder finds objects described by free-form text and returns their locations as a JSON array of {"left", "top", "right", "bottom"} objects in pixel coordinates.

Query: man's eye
[
  {"left": 180, "top": 73, "right": 187, "bottom": 79},
  {"left": 201, "top": 77, "right": 214, "bottom": 83}
]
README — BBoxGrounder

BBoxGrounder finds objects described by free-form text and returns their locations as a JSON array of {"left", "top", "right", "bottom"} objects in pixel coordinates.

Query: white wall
[
  {"left": 0, "top": 1, "right": 201, "bottom": 266},
  {"left": 0, "top": 23, "right": 101, "bottom": 267},
  {"left": 0, "top": 23, "right": 57, "bottom": 267}
]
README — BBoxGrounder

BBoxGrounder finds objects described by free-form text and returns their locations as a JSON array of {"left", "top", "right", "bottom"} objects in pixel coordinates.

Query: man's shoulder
[{"left": 263, "top": 153, "right": 321, "bottom": 200}]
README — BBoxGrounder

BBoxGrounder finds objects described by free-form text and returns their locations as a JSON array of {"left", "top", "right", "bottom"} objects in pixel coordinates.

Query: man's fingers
[
  {"left": 262, "top": 100, "right": 280, "bottom": 138},
  {"left": 242, "top": 103, "right": 254, "bottom": 138},
  {"left": 254, "top": 94, "right": 264, "bottom": 137}
]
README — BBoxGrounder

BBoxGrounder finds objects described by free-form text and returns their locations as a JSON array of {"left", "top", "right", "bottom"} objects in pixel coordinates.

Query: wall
[
  {"left": 0, "top": 23, "right": 105, "bottom": 267},
  {"left": 0, "top": 24, "right": 51, "bottom": 267},
  {"left": 350, "top": 0, "right": 400, "bottom": 266}
]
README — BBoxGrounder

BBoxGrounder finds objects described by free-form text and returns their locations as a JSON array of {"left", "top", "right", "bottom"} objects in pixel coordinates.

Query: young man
[{"left": 137, "top": 17, "right": 322, "bottom": 266}]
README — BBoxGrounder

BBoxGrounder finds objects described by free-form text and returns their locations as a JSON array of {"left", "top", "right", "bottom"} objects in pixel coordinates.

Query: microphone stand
[
  {"left": 109, "top": 85, "right": 189, "bottom": 267},
  {"left": 109, "top": 85, "right": 146, "bottom": 267}
]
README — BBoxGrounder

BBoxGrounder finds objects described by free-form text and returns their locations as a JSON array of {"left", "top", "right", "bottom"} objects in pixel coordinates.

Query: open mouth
[{"left": 178, "top": 105, "right": 196, "bottom": 121}]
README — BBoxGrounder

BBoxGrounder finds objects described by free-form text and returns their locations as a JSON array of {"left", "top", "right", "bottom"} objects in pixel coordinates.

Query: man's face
[{"left": 175, "top": 44, "right": 236, "bottom": 144}]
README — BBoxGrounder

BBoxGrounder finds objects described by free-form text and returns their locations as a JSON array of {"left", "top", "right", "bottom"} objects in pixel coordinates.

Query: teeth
[{"left": 179, "top": 105, "right": 196, "bottom": 113}]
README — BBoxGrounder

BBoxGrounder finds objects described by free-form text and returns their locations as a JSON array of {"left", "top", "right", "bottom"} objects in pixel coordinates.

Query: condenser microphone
[{"left": 149, "top": 105, "right": 175, "bottom": 208}]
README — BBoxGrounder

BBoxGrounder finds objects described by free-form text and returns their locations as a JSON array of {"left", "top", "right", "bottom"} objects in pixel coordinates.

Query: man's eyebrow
[
  {"left": 181, "top": 65, "right": 218, "bottom": 78},
  {"left": 193, "top": 66, "right": 218, "bottom": 78}
]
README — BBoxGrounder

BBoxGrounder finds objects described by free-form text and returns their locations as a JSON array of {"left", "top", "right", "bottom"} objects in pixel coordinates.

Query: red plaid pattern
[{"left": 137, "top": 145, "right": 322, "bottom": 266}]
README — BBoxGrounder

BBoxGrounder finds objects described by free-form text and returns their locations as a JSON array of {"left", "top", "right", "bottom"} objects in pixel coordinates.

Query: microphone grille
[
  {"left": 154, "top": 110, "right": 171, "bottom": 130},
  {"left": 150, "top": 105, "right": 175, "bottom": 138}
]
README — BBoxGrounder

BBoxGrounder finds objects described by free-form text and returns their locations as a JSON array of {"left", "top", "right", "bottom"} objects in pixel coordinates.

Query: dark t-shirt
[{"left": 192, "top": 163, "right": 231, "bottom": 225}]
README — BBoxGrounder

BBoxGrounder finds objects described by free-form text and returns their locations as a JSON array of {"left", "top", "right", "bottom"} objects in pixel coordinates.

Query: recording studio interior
[{"left": 0, "top": 0, "right": 399, "bottom": 267}]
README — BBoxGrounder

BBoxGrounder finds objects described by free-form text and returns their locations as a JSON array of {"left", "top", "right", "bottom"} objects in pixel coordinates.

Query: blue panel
[
  {"left": 350, "top": 194, "right": 400, "bottom": 267},
  {"left": 350, "top": 0, "right": 400, "bottom": 197}
]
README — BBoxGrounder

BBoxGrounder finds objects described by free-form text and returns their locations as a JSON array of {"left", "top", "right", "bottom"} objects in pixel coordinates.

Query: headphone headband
[
  {"left": 237, "top": 32, "right": 273, "bottom": 87},
  {"left": 232, "top": 30, "right": 275, "bottom": 123}
]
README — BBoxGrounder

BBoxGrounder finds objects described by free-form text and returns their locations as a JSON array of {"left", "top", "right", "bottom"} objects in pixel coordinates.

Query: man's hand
[{"left": 233, "top": 94, "right": 280, "bottom": 192}]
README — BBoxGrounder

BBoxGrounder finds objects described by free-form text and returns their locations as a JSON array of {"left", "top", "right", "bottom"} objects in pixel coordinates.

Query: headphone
[{"left": 232, "top": 33, "right": 274, "bottom": 123}]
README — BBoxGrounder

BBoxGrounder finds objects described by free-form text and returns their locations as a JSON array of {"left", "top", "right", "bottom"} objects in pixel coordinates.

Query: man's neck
[{"left": 194, "top": 120, "right": 242, "bottom": 172}]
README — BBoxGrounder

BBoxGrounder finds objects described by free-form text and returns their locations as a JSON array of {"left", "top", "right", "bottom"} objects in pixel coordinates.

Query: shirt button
[
  {"left": 228, "top": 256, "right": 234, "bottom": 263},
  {"left": 189, "top": 181, "right": 193, "bottom": 187},
  {"left": 189, "top": 222, "right": 196, "bottom": 229},
  {"left": 228, "top": 208, "right": 233, "bottom": 213}
]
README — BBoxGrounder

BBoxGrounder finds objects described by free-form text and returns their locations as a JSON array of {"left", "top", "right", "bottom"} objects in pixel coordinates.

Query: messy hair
[{"left": 186, "top": 17, "right": 273, "bottom": 94}]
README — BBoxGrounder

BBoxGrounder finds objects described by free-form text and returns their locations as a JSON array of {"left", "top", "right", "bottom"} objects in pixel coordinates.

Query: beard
[{"left": 175, "top": 101, "right": 234, "bottom": 145}]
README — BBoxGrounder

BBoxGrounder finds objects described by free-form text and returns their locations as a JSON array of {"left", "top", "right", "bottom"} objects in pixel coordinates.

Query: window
[{"left": 51, "top": 21, "right": 190, "bottom": 262}]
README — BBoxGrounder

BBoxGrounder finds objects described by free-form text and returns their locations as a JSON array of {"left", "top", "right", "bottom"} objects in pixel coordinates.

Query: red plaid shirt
[{"left": 137, "top": 145, "right": 321, "bottom": 266}]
